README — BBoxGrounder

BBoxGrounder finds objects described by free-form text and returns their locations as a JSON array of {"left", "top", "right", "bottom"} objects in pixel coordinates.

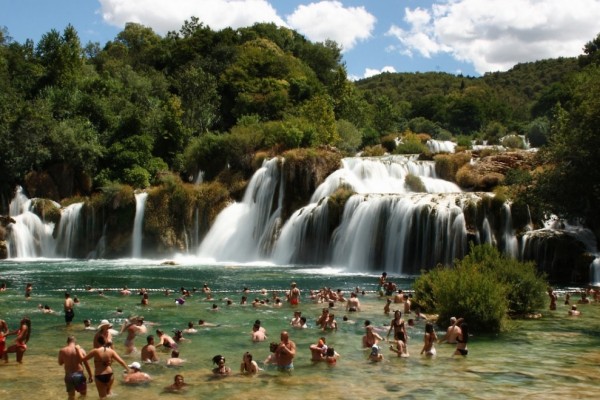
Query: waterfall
[
  {"left": 426, "top": 139, "right": 456, "bottom": 153},
  {"left": 310, "top": 155, "right": 460, "bottom": 202},
  {"left": 330, "top": 193, "right": 472, "bottom": 274},
  {"left": 9, "top": 186, "right": 29, "bottom": 216},
  {"left": 132, "top": 192, "right": 148, "bottom": 258},
  {"left": 6, "top": 187, "right": 56, "bottom": 258},
  {"left": 7, "top": 211, "right": 55, "bottom": 258},
  {"left": 198, "top": 158, "right": 282, "bottom": 262},
  {"left": 55, "top": 202, "right": 84, "bottom": 258}
]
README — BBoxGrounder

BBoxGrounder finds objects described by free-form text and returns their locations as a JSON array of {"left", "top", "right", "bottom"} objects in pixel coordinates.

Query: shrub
[
  {"left": 361, "top": 145, "right": 386, "bottom": 157},
  {"left": 413, "top": 244, "right": 547, "bottom": 333},
  {"left": 394, "top": 133, "right": 428, "bottom": 155},
  {"left": 501, "top": 134, "right": 525, "bottom": 149},
  {"left": 335, "top": 119, "right": 362, "bottom": 154},
  {"left": 405, "top": 174, "right": 426, "bottom": 192},
  {"left": 434, "top": 153, "right": 471, "bottom": 182},
  {"left": 456, "top": 135, "right": 473, "bottom": 149},
  {"left": 380, "top": 134, "right": 398, "bottom": 153},
  {"left": 456, "top": 164, "right": 478, "bottom": 188}
]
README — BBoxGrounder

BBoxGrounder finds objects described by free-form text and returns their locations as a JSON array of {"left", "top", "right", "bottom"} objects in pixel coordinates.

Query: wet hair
[
  {"left": 269, "top": 342, "right": 278, "bottom": 352},
  {"left": 244, "top": 352, "right": 253, "bottom": 361},
  {"left": 188, "top": 321, "right": 194, "bottom": 328},
  {"left": 212, "top": 354, "right": 225, "bottom": 364},
  {"left": 326, "top": 347, "right": 335, "bottom": 357},
  {"left": 171, "top": 350, "right": 179, "bottom": 357},
  {"left": 147, "top": 335, "right": 154, "bottom": 343},
  {"left": 425, "top": 322, "right": 434, "bottom": 334}
]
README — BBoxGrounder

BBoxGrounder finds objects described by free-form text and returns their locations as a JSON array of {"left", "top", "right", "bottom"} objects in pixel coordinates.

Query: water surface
[{"left": 1, "top": 259, "right": 599, "bottom": 399}]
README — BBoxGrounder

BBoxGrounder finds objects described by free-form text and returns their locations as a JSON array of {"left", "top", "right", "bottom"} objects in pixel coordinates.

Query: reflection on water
[{"left": 1, "top": 260, "right": 600, "bottom": 400}]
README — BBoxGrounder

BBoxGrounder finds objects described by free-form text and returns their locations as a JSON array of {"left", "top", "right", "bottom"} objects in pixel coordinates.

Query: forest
[{"left": 1, "top": 20, "right": 600, "bottom": 239}]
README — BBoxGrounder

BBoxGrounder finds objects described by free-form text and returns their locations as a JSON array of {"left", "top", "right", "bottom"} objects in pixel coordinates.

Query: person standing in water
[
  {"left": 5, "top": 317, "right": 31, "bottom": 363},
  {"left": 288, "top": 282, "right": 301, "bottom": 306},
  {"left": 276, "top": 331, "right": 296, "bottom": 372},
  {"left": 64, "top": 292, "right": 75, "bottom": 327},
  {"left": 58, "top": 336, "right": 93, "bottom": 400},
  {"left": 420, "top": 322, "right": 438, "bottom": 357},
  {"left": 83, "top": 336, "right": 129, "bottom": 399}
]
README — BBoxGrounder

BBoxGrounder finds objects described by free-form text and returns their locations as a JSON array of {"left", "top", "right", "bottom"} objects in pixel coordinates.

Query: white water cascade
[
  {"left": 6, "top": 187, "right": 56, "bottom": 258},
  {"left": 198, "top": 158, "right": 284, "bottom": 262},
  {"left": 5, "top": 187, "right": 87, "bottom": 258},
  {"left": 54, "top": 202, "right": 84, "bottom": 258},
  {"left": 426, "top": 139, "right": 456, "bottom": 153},
  {"left": 197, "top": 154, "right": 528, "bottom": 273},
  {"left": 132, "top": 192, "right": 148, "bottom": 258}
]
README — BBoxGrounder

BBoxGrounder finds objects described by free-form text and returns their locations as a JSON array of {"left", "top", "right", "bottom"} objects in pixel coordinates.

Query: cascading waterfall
[
  {"left": 426, "top": 139, "right": 456, "bottom": 154},
  {"left": 5, "top": 188, "right": 86, "bottom": 258},
  {"left": 310, "top": 155, "right": 460, "bottom": 201},
  {"left": 132, "top": 192, "right": 148, "bottom": 258},
  {"left": 54, "top": 202, "right": 84, "bottom": 258},
  {"left": 199, "top": 154, "right": 531, "bottom": 274},
  {"left": 198, "top": 158, "right": 283, "bottom": 262},
  {"left": 330, "top": 193, "right": 474, "bottom": 274},
  {"left": 6, "top": 187, "right": 56, "bottom": 258}
]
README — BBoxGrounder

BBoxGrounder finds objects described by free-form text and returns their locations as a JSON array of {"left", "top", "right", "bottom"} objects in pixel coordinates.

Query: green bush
[
  {"left": 501, "top": 134, "right": 525, "bottom": 149},
  {"left": 404, "top": 174, "right": 426, "bottom": 192},
  {"left": 413, "top": 244, "right": 547, "bottom": 333},
  {"left": 361, "top": 145, "right": 386, "bottom": 157},
  {"left": 394, "top": 133, "right": 428, "bottom": 155},
  {"left": 380, "top": 134, "right": 398, "bottom": 153}
]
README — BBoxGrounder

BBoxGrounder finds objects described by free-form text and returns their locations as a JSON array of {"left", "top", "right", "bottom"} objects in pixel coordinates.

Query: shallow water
[{"left": 1, "top": 259, "right": 599, "bottom": 400}]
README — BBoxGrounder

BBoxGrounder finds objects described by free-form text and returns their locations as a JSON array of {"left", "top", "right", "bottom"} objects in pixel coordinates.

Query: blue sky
[{"left": 2, "top": 0, "right": 600, "bottom": 80}]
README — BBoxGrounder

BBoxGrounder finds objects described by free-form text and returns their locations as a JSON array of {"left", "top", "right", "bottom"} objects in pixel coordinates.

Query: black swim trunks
[{"left": 65, "top": 308, "right": 75, "bottom": 323}]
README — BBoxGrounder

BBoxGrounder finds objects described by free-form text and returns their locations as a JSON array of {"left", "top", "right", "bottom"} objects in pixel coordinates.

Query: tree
[
  {"left": 172, "top": 61, "right": 220, "bottom": 134},
  {"left": 533, "top": 65, "right": 600, "bottom": 234}
]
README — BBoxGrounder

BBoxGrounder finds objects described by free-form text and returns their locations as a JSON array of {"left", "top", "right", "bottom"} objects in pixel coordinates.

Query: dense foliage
[
  {"left": 413, "top": 244, "right": 548, "bottom": 333},
  {"left": 1, "top": 21, "right": 600, "bottom": 246}
]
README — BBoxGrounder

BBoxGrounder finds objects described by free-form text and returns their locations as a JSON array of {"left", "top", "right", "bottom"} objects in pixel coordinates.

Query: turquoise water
[{"left": 1, "top": 259, "right": 600, "bottom": 400}]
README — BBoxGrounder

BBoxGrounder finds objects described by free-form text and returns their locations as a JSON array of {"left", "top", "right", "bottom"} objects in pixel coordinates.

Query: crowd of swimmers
[{"left": 0, "top": 276, "right": 595, "bottom": 399}]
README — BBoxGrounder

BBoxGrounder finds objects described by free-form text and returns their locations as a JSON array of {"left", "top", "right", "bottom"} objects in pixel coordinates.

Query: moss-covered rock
[
  {"left": 144, "top": 174, "right": 231, "bottom": 257},
  {"left": 457, "top": 150, "right": 537, "bottom": 191},
  {"left": 281, "top": 147, "right": 343, "bottom": 221}
]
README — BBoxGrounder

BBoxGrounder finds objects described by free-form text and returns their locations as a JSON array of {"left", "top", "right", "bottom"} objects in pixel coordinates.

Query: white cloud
[
  {"left": 363, "top": 66, "right": 397, "bottom": 79},
  {"left": 286, "top": 1, "right": 376, "bottom": 52},
  {"left": 387, "top": 0, "right": 600, "bottom": 74},
  {"left": 99, "top": 0, "right": 286, "bottom": 33},
  {"left": 98, "top": 0, "right": 376, "bottom": 53}
]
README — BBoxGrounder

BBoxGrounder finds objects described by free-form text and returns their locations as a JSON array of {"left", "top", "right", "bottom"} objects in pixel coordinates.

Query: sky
[{"left": 1, "top": 0, "right": 600, "bottom": 80}]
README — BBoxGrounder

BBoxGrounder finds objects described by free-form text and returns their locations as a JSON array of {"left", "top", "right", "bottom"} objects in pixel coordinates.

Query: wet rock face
[
  {"left": 0, "top": 241, "right": 7, "bottom": 259},
  {"left": 521, "top": 229, "right": 594, "bottom": 284}
]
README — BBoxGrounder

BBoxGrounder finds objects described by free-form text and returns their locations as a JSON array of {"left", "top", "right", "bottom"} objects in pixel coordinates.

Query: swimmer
[
  {"left": 141, "top": 335, "right": 159, "bottom": 363},
  {"left": 124, "top": 361, "right": 151, "bottom": 384},
  {"left": 212, "top": 354, "right": 231, "bottom": 376},
  {"left": 165, "top": 374, "right": 187, "bottom": 392},
  {"left": 167, "top": 349, "right": 185, "bottom": 366},
  {"left": 240, "top": 352, "right": 259, "bottom": 375}
]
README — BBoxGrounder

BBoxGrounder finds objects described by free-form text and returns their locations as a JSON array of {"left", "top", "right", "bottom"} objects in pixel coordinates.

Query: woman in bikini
[
  {"left": 420, "top": 322, "right": 438, "bottom": 356},
  {"left": 386, "top": 310, "right": 408, "bottom": 357},
  {"left": 84, "top": 336, "right": 129, "bottom": 399},
  {"left": 5, "top": 317, "right": 31, "bottom": 363}
]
